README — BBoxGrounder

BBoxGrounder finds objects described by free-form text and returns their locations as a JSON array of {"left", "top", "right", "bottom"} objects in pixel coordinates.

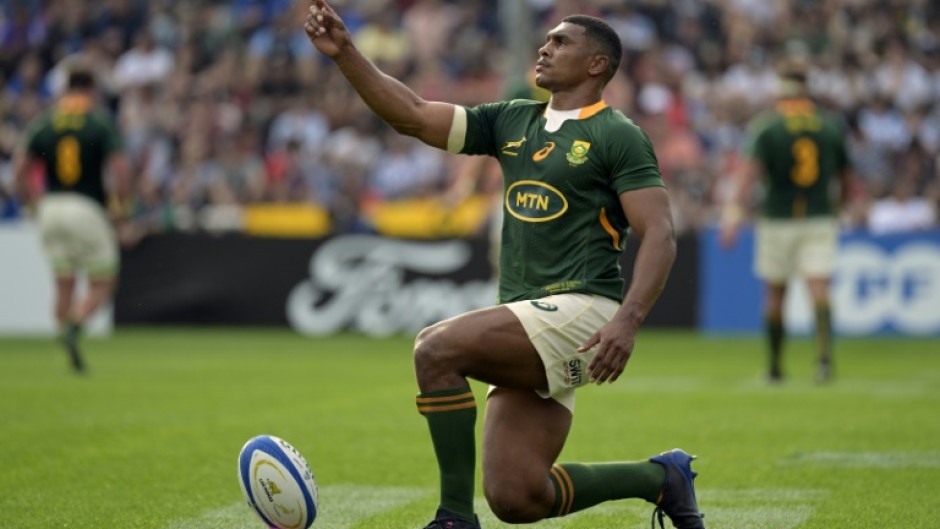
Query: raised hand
[{"left": 304, "top": 0, "right": 351, "bottom": 58}]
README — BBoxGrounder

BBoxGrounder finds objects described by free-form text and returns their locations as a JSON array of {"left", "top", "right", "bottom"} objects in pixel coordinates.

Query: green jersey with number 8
[{"left": 24, "top": 96, "right": 122, "bottom": 207}]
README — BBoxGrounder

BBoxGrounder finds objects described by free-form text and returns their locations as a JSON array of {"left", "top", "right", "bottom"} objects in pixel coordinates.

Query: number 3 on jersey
[
  {"left": 790, "top": 137, "right": 818, "bottom": 187},
  {"left": 56, "top": 135, "right": 82, "bottom": 186}
]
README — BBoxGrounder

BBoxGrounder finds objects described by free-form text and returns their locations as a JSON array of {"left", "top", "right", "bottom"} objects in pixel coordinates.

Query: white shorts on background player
[
  {"left": 754, "top": 217, "right": 838, "bottom": 284},
  {"left": 37, "top": 193, "right": 118, "bottom": 278}
]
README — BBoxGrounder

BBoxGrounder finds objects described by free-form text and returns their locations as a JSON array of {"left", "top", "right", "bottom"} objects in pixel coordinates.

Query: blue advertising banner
[{"left": 700, "top": 227, "right": 940, "bottom": 336}]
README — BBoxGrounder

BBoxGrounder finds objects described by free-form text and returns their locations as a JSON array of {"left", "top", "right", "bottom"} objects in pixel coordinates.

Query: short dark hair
[
  {"left": 777, "top": 58, "right": 809, "bottom": 96},
  {"left": 778, "top": 60, "right": 808, "bottom": 84},
  {"left": 67, "top": 68, "right": 96, "bottom": 90},
  {"left": 562, "top": 15, "right": 622, "bottom": 84}
]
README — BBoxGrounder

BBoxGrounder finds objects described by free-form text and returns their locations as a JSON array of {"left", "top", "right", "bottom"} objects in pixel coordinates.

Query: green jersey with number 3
[
  {"left": 744, "top": 98, "right": 848, "bottom": 219},
  {"left": 25, "top": 97, "right": 122, "bottom": 206},
  {"left": 453, "top": 99, "right": 664, "bottom": 304}
]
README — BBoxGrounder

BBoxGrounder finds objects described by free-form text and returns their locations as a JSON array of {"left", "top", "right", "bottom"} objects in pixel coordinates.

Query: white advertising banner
[{"left": 0, "top": 221, "right": 112, "bottom": 336}]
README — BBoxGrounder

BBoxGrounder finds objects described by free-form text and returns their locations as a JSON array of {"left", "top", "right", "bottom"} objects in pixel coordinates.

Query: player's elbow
[
  {"left": 386, "top": 100, "right": 450, "bottom": 150},
  {"left": 384, "top": 96, "right": 427, "bottom": 137},
  {"left": 645, "top": 218, "right": 677, "bottom": 259}
]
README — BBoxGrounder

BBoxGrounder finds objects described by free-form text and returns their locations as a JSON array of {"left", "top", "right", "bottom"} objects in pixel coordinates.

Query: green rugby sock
[
  {"left": 814, "top": 303, "right": 832, "bottom": 364},
  {"left": 416, "top": 386, "right": 477, "bottom": 522},
  {"left": 766, "top": 316, "right": 784, "bottom": 375},
  {"left": 547, "top": 461, "right": 665, "bottom": 517}
]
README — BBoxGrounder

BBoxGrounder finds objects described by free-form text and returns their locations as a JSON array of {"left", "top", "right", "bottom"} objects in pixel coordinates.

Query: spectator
[
  {"left": 365, "top": 129, "right": 446, "bottom": 201},
  {"left": 265, "top": 94, "right": 330, "bottom": 157},
  {"left": 245, "top": 9, "right": 318, "bottom": 86},
  {"left": 354, "top": 8, "right": 410, "bottom": 67},
  {"left": 868, "top": 173, "right": 936, "bottom": 235},
  {"left": 113, "top": 29, "right": 174, "bottom": 92},
  {"left": 0, "top": 0, "right": 937, "bottom": 238},
  {"left": 4, "top": 51, "right": 51, "bottom": 102}
]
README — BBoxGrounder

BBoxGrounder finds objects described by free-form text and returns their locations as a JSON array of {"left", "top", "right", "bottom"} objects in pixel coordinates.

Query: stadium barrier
[
  {"left": 700, "top": 226, "right": 940, "bottom": 336},
  {"left": 112, "top": 231, "right": 698, "bottom": 334},
  {"left": 0, "top": 221, "right": 112, "bottom": 336},
  {"left": 0, "top": 223, "right": 695, "bottom": 335},
  {"left": 11, "top": 223, "right": 934, "bottom": 337}
]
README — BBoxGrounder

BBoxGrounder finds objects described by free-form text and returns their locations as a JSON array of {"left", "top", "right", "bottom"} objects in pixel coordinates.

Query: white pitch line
[
  {"left": 162, "top": 485, "right": 430, "bottom": 529},
  {"left": 166, "top": 484, "right": 825, "bottom": 529},
  {"left": 784, "top": 451, "right": 940, "bottom": 468}
]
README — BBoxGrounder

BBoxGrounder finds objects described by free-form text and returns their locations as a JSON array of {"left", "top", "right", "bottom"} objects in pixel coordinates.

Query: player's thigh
[
  {"left": 504, "top": 294, "right": 619, "bottom": 407},
  {"left": 73, "top": 197, "right": 119, "bottom": 278},
  {"left": 797, "top": 218, "right": 838, "bottom": 283},
  {"left": 754, "top": 219, "right": 795, "bottom": 283},
  {"left": 36, "top": 196, "right": 74, "bottom": 273},
  {"left": 37, "top": 194, "right": 118, "bottom": 277},
  {"left": 416, "top": 305, "right": 547, "bottom": 390},
  {"left": 482, "top": 387, "right": 571, "bottom": 494}
]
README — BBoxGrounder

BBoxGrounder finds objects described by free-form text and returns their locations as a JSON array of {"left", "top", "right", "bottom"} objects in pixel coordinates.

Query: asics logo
[{"left": 532, "top": 142, "right": 556, "bottom": 162}]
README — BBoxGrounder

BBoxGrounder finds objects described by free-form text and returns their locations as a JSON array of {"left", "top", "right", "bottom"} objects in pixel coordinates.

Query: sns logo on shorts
[
  {"left": 565, "top": 359, "right": 583, "bottom": 386},
  {"left": 530, "top": 300, "right": 558, "bottom": 311}
]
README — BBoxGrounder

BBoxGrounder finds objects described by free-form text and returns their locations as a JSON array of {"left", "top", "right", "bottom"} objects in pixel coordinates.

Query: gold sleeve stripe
[
  {"left": 416, "top": 400, "right": 477, "bottom": 414},
  {"left": 551, "top": 464, "right": 575, "bottom": 516},
  {"left": 447, "top": 105, "right": 468, "bottom": 153},
  {"left": 415, "top": 391, "right": 474, "bottom": 404},
  {"left": 598, "top": 207, "right": 621, "bottom": 250}
]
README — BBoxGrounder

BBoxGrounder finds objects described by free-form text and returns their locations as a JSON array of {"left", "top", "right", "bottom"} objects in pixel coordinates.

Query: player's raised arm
[{"left": 304, "top": 0, "right": 457, "bottom": 150}]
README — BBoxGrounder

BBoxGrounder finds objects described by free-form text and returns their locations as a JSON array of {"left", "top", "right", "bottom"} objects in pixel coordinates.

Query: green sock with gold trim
[
  {"left": 547, "top": 461, "right": 664, "bottom": 517},
  {"left": 767, "top": 316, "right": 785, "bottom": 379},
  {"left": 416, "top": 386, "right": 477, "bottom": 522},
  {"left": 814, "top": 303, "right": 832, "bottom": 363}
]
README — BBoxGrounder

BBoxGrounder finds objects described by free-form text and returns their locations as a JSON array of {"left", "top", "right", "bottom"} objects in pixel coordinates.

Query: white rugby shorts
[
  {"left": 500, "top": 293, "right": 620, "bottom": 412},
  {"left": 37, "top": 193, "right": 119, "bottom": 278},
  {"left": 754, "top": 217, "right": 838, "bottom": 283}
]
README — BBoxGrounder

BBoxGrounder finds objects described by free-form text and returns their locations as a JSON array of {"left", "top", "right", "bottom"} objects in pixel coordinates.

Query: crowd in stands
[{"left": 1, "top": 0, "right": 939, "bottom": 240}]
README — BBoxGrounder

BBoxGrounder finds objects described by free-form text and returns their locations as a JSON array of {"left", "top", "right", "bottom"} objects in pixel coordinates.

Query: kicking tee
[{"left": 448, "top": 99, "right": 664, "bottom": 304}]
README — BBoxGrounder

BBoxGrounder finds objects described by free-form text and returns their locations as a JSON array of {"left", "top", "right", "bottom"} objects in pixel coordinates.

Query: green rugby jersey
[
  {"left": 25, "top": 95, "right": 122, "bottom": 206},
  {"left": 451, "top": 99, "right": 664, "bottom": 304},
  {"left": 743, "top": 98, "right": 848, "bottom": 219}
]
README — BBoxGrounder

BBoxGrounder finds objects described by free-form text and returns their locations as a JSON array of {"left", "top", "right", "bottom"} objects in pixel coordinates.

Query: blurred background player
[
  {"left": 12, "top": 64, "right": 131, "bottom": 373},
  {"left": 720, "top": 60, "right": 852, "bottom": 383}
]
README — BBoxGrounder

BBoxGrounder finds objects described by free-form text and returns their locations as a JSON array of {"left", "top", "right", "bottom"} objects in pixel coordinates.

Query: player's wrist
[
  {"left": 720, "top": 204, "right": 744, "bottom": 226},
  {"left": 107, "top": 195, "right": 132, "bottom": 220}
]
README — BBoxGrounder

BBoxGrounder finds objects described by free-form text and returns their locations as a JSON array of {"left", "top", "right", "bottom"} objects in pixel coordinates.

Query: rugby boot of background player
[
  {"left": 62, "top": 322, "right": 86, "bottom": 373},
  {"left": 816, "top": 357, "right": 833, "bottom": 383}
]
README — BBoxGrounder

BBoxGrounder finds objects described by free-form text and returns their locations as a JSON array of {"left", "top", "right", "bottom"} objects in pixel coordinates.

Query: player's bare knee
[
  {"left": 483, "top": 477, "right": 549, "bottom": 523},
  {"left": 413, "top": 322, "right": 458, "bottom": 378}
]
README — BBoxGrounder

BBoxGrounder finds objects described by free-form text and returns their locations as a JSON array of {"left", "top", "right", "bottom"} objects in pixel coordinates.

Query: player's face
[{"left": 534, "top": 22, "right": 596, "bottom": 91}]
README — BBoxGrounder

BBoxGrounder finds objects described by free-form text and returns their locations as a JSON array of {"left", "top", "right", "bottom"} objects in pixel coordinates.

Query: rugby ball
[{"left": 238, "top": 435, "right": 319, "bottom": 529}]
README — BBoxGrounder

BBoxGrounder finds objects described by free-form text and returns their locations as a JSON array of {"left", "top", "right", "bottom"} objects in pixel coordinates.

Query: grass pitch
[{"left": 0, "top": 328, "right": 937, "bottom": 529}]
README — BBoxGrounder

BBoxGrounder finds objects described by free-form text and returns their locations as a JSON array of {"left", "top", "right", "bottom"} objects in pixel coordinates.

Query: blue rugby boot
[
  {"left": 420, "top": 508, "right": 481, "bottom": 529},
  {"left": 649, "top": 449, "right": 705, "bottom": 529}
]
